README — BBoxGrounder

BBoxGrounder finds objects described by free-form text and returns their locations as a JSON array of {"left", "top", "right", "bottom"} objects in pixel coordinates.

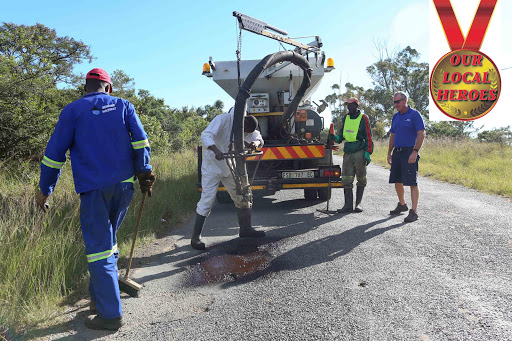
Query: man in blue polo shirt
[
  {"left": 35, "top": 68, "right": 156, "bottom": 330},
  {"left": 387, "top": 91, "right": 425, "bottom": 222}
]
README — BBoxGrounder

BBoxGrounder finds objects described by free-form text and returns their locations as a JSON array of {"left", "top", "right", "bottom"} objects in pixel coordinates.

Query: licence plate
[{"left": 282, "top": 171, "right": 314, "bottom": 179}]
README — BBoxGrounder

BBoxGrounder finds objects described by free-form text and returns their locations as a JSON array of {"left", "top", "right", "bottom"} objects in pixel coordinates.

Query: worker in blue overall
[{"left": 36, "top": 68, "right": 155, "bottom": 330}]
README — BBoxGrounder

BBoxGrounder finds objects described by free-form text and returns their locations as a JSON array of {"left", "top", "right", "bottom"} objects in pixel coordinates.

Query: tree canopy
[{"left": 0, "top": 22, "right": 223, "bottom": 160}]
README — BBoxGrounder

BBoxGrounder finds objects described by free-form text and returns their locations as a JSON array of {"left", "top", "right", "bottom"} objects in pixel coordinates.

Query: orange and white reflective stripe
[{"left": 246, "top": 145, "right": 325, "bottom": 161}]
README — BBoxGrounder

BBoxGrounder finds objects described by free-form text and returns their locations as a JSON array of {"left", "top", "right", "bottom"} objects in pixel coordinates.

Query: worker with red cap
[
  {"left": 329, "top": 97, "right": 373, "bottom": 213},
  {"left": 36, "top": 68, "right": 155, "bottom": 330}
]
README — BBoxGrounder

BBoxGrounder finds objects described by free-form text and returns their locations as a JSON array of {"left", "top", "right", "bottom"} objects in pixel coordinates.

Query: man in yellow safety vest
[{"left": 329, "top": 97, "right": 373, "bottom": 213}]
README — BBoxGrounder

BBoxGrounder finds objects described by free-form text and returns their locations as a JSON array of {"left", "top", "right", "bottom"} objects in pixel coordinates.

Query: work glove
[
  {"left": 35, "top": 190, "right": 49, "bottom": 211},
  {"left": 248, "top": 141, "right": 260, "bottom": 151},
  {"left": 364, "top": 151, "right": 371, "bottom": 166},
  {"left": 136, "top": 171, "right": 156, "bottom": 197},
  {"left": 325, "top": 144, "right": 339, "bottom": 151},
  {"left": 328, "top": 134, "right": 339, "bottom": 143}
]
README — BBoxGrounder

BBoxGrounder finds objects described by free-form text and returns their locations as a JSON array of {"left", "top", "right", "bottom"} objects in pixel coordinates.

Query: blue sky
[
  {"left": 4, "top": 0, "right": 428, "bottom": 106},
  {"left": 14, "top": 1, "right": 512, "bottom": 129}
]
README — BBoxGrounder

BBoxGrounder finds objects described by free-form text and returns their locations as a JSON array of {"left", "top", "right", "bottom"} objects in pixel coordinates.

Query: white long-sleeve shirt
[{"left": 201, "top": 112, "right": 264, "bottom": 177}]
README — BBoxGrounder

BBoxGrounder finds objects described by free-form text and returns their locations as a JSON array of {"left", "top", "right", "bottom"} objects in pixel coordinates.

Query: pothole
[{"left": 187, "top": 249, "right": 273, "bottom": 285}]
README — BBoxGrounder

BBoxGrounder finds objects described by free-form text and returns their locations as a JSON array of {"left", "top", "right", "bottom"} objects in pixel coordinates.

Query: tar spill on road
[{"left": 186, "top": 244, "right": 274, "bottom": 286}]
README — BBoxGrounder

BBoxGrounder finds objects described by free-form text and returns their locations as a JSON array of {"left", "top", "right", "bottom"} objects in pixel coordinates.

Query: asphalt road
[{"left": 36, "top": 155, "right": 512, "bottom": 340}]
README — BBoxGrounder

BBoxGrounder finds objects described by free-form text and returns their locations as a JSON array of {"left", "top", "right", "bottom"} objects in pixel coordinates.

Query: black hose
[{"left": 232, "top": 51, "right": 312, "bottom": 198}]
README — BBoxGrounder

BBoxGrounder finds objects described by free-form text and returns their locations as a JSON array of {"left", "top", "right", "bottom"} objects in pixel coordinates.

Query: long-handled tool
[
  {"left": 317, "top": 123, "right": 338, "bottom": 215},
  {"left": 118, "top": 193, "right": 146, "bottom": 297}
]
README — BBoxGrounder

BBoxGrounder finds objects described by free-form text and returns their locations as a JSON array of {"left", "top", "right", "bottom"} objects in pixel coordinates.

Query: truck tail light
[{"left": 323, "top": 169, "right": 340, "bottom": 177}]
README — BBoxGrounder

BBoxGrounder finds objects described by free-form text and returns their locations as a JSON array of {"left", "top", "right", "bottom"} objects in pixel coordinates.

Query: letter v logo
[{"left": 433, "top": 0, "right": 498, "bottom": 51}]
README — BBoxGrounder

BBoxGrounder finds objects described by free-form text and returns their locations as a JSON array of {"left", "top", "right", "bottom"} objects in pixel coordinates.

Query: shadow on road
[
  {"left": 220, "top": 216, "right": 405, "bottom": 289},
  {"left": 21, "top": 309, "right": 117, "bottom": 341},
  {"left": 125, "top": 195, "right": 339, "bottom": 284},
  {"left": 118, "top": 195, "right": 404, "bottom": 290}
]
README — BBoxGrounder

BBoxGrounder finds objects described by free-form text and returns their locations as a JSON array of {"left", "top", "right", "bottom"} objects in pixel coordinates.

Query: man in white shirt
[{"left": 192, "top": 108, "right": 265, "bottom": 250}]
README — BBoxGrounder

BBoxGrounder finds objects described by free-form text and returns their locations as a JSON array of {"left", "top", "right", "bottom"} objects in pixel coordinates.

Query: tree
[
  {"left": 477, "top": 126, "right": 512, "bottom": 147},
  {"left": 366, "top": 44, "right": 429, "bottom": 121},
  {"left": 0, "top": 23, "right": 93, "bottom": 159},
  {"left": 196, "top": 100, "right": 224, "bottom": 121},
  {"left": 425, "top": 121, "right": 476, "bottom": 139}
]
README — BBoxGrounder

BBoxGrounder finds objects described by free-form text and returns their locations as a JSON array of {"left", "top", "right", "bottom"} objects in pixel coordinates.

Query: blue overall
[
  {"left": 39, "top": 92, "right": 151, "bottom": 319},
  {"left": 81, "top": 182, "right": 134, "bottom": 318}
]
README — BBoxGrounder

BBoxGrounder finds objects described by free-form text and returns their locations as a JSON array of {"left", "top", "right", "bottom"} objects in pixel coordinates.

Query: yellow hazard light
[
  {"left": 325, "top": 58, "right": 335, "bottom": 72},
  {"left": 202, "top": 63, "right": 211, "bottom": 74}
]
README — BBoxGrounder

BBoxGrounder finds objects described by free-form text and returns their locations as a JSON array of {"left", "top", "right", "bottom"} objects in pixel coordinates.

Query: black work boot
[
  {"left": 191, "top": 213, "right": 206, "bottom": 250},
  {"left": 337, "top": 188, "right": 353, "bottom": 213},
  {"left": 85, "top": 315, "right": 124, "bottom": 330},
  {"left": 238, "top": 208, "right": 265, "bottom": 238},
  {"left": 354, "top": 186, "right": 365, "bottom": 213},
  {"left": 404, "top": 209, "right": 419, "bottom": 222}
]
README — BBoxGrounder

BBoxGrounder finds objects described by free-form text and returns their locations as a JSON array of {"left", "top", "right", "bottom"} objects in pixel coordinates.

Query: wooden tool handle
[{"left": 125, "top": 192, "right": 147, "bottom": 278}]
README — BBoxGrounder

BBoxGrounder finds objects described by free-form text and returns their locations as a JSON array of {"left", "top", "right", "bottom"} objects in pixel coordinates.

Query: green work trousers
[{"left": 341, "top": 149, "right": 367, "bottom": 189}]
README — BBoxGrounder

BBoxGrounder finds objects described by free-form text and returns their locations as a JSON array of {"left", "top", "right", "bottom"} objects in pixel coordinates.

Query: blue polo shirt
[{"left": 389, "top": 107, "right": 425, "bottom": 148}]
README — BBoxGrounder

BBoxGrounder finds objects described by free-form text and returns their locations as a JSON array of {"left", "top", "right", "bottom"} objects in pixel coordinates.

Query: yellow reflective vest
[{"left": 342, "top": 113, "right": 363, "bottom": 142}]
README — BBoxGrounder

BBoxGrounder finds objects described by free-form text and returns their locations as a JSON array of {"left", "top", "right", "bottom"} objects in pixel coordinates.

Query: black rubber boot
[
  {"left": 354, "top": 186, "right": 365, "bottom": 213},
  {"left": 238, "top": 208, "right": 265, "bottom": 238},
  {"left": 85, "top": 315, "right": 124, "bottom": 330},
  {"left": 191, "top": 213, "right": 206, "bottom": 250},
  {"left": 337, "top": 188, "right": 353, "bottom": 213}
]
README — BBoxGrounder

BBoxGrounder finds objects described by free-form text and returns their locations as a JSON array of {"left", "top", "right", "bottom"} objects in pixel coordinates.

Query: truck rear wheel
[
  {"left": 318, "top": 188, "right": 331, "bottom": 201},
  {"left": 304, "top": 188, "right": 318, "bottom": 200}
]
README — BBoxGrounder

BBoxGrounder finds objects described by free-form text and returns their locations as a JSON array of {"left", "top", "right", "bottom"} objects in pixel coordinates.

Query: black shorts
[{"left": 389, "top": 148, "right": 419, "bottom": 186}]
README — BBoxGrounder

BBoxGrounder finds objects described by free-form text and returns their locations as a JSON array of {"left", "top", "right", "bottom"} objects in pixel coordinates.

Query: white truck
[{"left": 199, "top": 12, "right": 342, "bottom": 203}]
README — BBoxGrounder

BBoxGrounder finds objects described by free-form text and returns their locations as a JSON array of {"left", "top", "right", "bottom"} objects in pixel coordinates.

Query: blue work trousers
[{"left": 80, "top": 182, "right": 134, "bottom": 319}]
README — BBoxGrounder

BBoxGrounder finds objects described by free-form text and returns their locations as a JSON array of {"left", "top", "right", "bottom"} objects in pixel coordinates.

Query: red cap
[
  {"left": 86, "top": 68, "right": 113, "bottom": 93},
  {"left": 344, "top": 97, "right": 360, "bottom": 105}
]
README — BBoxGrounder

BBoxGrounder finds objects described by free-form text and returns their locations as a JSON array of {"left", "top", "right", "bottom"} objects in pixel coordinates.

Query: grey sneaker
[
  {"left": 404, "top": 209, "right": 418, "bottom": 222},
  {"left": 390, "top": 202, "right": 408, "bottom": 215}
]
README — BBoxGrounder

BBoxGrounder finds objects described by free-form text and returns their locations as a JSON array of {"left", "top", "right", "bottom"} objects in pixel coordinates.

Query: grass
[
  {"left": 0, "top": 150, "right": 199, "bottom": 335},
  {"left": 370, "top": 137, "right": 512, "bottom": 197}
]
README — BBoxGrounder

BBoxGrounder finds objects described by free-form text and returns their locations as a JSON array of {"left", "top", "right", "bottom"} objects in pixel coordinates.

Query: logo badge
[{"left": 430, "top": 0, "right": 500, "bottom": 121}]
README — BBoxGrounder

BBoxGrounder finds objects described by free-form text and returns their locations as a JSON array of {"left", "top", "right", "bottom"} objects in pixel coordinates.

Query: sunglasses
[{"left": 393, "top": 99, "right": 404, "bottom": 104}]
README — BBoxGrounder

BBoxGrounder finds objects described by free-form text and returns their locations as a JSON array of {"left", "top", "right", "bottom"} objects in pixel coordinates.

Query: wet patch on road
[{"left": 185, "top": 242, "right": 277, "bottom": 286}]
